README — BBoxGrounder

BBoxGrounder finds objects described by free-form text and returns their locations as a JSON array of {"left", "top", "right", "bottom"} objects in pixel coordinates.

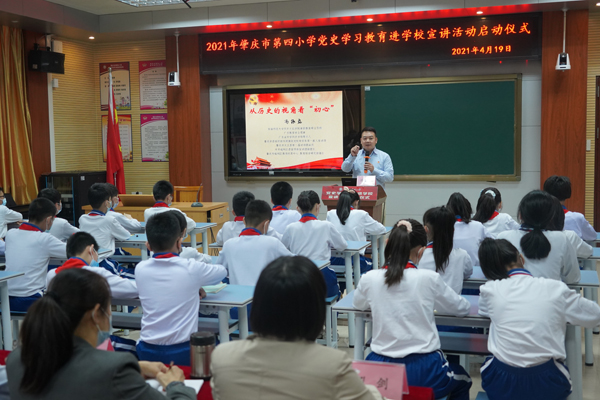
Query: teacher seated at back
[
  {"left": 341, "top": 127, "right": 394, "bottom": 188},
  {"left": 7, "top": 268, "right": 195, "bottom": 400}
]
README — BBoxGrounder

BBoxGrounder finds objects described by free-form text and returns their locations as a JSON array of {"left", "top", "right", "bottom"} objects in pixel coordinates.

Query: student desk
[
  {"left": 0, "top": 271, "right": 25, "bottom": 350},
  {"left": 140, "top": 222, "right": 216, "bottom": 254},
  {"left": 115, "top": 234, "right": 150, "bottom": 260},
  {"left": 366, "top": 227, "right": 392, "bottom": 269},
  {"left": 333, "top": 292, "right": 586, "bottom": 400}
]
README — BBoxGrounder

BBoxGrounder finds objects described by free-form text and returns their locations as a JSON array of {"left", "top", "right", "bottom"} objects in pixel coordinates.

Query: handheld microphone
[{"left": 364, "top": 149, "right": 371, "bottom": 173}]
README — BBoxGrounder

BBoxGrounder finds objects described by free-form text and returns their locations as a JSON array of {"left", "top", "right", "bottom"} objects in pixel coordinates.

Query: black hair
[
  {"left": 88, "top": 183, "right": 110, "bottom": 209},
  {"left": 244, "top": 200, "right": 272, "bottom": 227},
  {"left": 423, "top": 206, "right": 455, "bottom": 273},
  {"left": 66, "top": 232, "right": 99, "bottom": 258},
  {"left": 28, "top": 198, "right": 56, "bottom": 223},
  {"left": 384, "top": 219, "right": 427, "bottom": 287},
  {"left": 37, "top": 188, "right": 61, "bottom": 204},
  {"left": 232, "top": 191, "right": 255, "bottom": 216},
  {"left": 104, "top": 183, "right": 119, "bottom": 198},
  {"left": 19, "top": 268, "right": 110, "bottom": 394},
  {"left": 336, "top": 191, "right": 360, "bottom": 225},
  {"left": 446, "top": 192, "right": 472, "bottom": 224},
  {"left": 547, "top": 195, "right": 565, "bottom": 231},
  {"left": 297, "top": 190, "right": 320, "bottom": 213},
  {"left": 518, "top": 190, "right": 554, "bottom": 259},
  {"left": 478, "top": 238, "right": 520, "bottom": 280},
  {"left": 251, "top": 256, "right": 325, "bottom": 342},
  {"left": 473, "top": 187, "right": 502, "bottom": 223},
  {"left": 270, "top": 181, "right": 294, "bottom": 206},
  {"left": 0, "top": 186, "right": 3, "bottom": 193},
  {"left": 146, "top": 211, "right": 181, "bottom": 252},
  {"left": 543, "top": 175, "right": 572, "bottom": 201},
  {"left": 165, "top": 210, "right": 187, "bottom": 236},
  {"left": 152, "top": 180, "right": 174, "bottom": 201},
  {"left": 360, "top": 127, "right": 377, "bottom": 137}
]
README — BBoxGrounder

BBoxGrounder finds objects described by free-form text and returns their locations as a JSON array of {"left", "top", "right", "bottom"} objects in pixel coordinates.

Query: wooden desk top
[{"left": 83, "top": 202, "right": 228, "bottom": 212}]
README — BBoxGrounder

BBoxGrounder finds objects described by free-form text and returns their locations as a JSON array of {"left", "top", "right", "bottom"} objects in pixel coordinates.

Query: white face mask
[
  {"left": 1, "top": 198, "right": 6, "bottom": 207},
  {"left": 55, "top": 203, "right": 62, "bottom": 216},
  {"left": 112, "top": 200, "right": 118, "bottom": 210}
]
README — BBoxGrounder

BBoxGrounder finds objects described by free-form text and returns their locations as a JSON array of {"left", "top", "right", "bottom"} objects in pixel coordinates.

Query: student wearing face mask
[
  {"left": 0, "top": 186, "right": 23, "bottom": 240},
  {"left": 144, "top": 180, "right": 195, "bottom": 235},
  {"left": 7, "top": 268, "right": 195, "bottom": 400},
  {"left": 4, "top": 198, "right": 67, "bottom": 312},
  {"left": 37, "top": 188, "right": 79, "bottom": 242},
  {"left": 47, "top": 232, "right": 138, "bottom": 299},
  {"left": 104, "top": 183, "right": 142, "bottom": 234}
]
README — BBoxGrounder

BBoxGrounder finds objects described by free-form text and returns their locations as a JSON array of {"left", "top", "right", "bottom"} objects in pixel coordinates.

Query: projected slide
[{"left": 245, "top": 91, "right": 343, "bottom": 170}]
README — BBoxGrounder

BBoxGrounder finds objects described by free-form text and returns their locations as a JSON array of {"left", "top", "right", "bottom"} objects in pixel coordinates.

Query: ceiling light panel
[{"left": 116, "top": 0, "right": 214, "bottom": 7}]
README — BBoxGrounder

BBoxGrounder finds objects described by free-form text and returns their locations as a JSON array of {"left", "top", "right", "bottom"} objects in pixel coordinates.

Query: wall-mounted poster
[
  {"left": 141, "top": 114, "right": 168, "bottom": 162},
  {"left": 102, "top": 114, "right": 133, "bottom": 162},
  {"left": 100, "top": 62, "right": 131, "bottom": 111},
  {"left": 139, "top": 60, "right": 167, "bottom": 110}
]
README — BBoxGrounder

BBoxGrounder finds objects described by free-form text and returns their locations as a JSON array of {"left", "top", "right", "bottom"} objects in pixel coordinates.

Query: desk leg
[
  {"left": 371, "top": 238, "right": 379, "bottom": 270},
  {"left": 218, "top": 309, "right": 230, "bottom": 343},
  {"left": 238, "top": 306, "right": 249, "bottom": 339},
  {"left": 583, "top": 287, "right": 594, "bottom": 366},
  {"left": 565, "top": 325, "right": 583, "bottom": 400},
  {"left": 141, "top": 246, "right": 149, "bottom": 261},
  {"left": 379, "top": 237, "right": 385, "bottom": 268},
  {"left": 345, "top": 253, "right": 355, "bottom": 345},
  {"left": 191, "top": 232, "right": 197, "bottom": 249},
  {"left": 353, "top": 253, "right": 361, "bottom": 286},
  {"left": 0, "top": 282, "right": 12, "bottom": 350},
  {"left": 354, "top": 314, "right": 365, "bottom": 360},
  {"left": 202, "top": 231, "right": 208, "bottom": 254}
]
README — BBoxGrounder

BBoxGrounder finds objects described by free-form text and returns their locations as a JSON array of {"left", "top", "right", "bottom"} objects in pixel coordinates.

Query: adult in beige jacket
[{"left": 211, "top": 256, "right": 383, "bottom": 400}]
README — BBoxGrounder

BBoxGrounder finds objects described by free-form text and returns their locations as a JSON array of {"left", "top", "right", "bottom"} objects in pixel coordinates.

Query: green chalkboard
[{"left": 364, "top": 78, "right": 520, "bottom": 180}]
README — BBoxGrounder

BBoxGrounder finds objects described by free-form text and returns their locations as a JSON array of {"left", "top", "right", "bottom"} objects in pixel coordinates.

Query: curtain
[{"left": 0, "top": 26, "right": 38, "bottom": 204}]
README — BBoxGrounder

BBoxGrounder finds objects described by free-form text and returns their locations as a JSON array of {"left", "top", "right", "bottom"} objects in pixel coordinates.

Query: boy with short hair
[
  {"left": 78, "top": 183, "right": 132, "bottom": 276},
  {"left": 218, "top": 200, "right": 292, "bottom": 286},
  {"left": 135, "top": 212, "right": 227, "bottom": 365},
  {"left": 5, "top": 198, "right": 66, "bottom": 311},
  {"left": 47, "top": 232, "right": 138, "bottom": 299},
  {"left": 144, "top": 180, "right": 195, "bottom": 235},
  {"left": 270, "top": 181, "right": 301, "bottom": 235},
  {"left": 37, "top": 188, "right": 79, "bottom": 241},
  {"left": 215, "top": 191, "right": 281, "bottom": 246},
  {"left": 0, "top": 186, "right": 22, "bottom": 239},
  {"left": 543, "top": 175, "right": 597, "bottom": 241},
  {"left": 105, "top": 183, "right": 142, "bottom": 233}
]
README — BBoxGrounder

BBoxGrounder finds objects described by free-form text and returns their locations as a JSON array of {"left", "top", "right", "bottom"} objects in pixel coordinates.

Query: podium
[{"left": 322, "top": 185, "right": 387, "bottom": 223}]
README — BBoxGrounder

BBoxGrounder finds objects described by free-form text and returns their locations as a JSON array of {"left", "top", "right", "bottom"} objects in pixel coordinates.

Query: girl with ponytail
[
  {"left": 478, "top": 238, "right": 600, "bottom": 400},
  {"left": 6, "top": 268, "right": 194, "bottom": 400},
  {"left": 282, "top": 190, "right": 347, "bottom": 298},
  {"left": 354, "top": 219, "right": 472, "bottom": 400},
  {"left": 473, "top": 188, "right": 520, "bottom": 235},
  {"left": 497, "top": 190, "right": 580, "bottom": 283},
  {"left": 419, "top": 206, "right": 473, "bottom": 294},
  {"left": 327, "top": 190, "right": 386, "bottom": 275}
]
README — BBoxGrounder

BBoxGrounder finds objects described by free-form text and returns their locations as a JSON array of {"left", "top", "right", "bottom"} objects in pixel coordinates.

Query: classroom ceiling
[{"left": 45, "top": 0, "right": 290, "bottom": 15}]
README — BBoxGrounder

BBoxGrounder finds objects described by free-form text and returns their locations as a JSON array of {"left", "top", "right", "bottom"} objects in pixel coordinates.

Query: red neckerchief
[
  {"left": 19, "top": 222, "right": 43, "bottom": 232},
  {"left": 239, "top": 228, "right": 261, "bottom": 236},
  {"left": 426, "top": 242, "right": 433, "bottom": 249},
  {"left": 55, "top": 257, "right": 88, "bottom": 273},
  {"left": 152, "top": 252, "right": 179, "bottom": 259},
  {"left": 489, "top": 211, "right": 500, "bottom": 220},
  {"left": 562, "top": 205, "right": 568, "bottom": 214},
  {"left": 234, "top": 216, "right": 244, "bottom": 222},
  {"left": 299, "top": 213, "right": 318, "bottom": 223},
  {"left": 153, "top": 202, "right": 169, "bottom": 208},
  {"left": 455, "top": 216, "right": 462, "bottom": 222},
  {"left": 88, "top": 210, "right": 105, "bottom": 216},
  {"left": 272, "top": 206, "right": 288, "bottom": 211},
  {"left": 382, "top": 261, "right": 417, "bottom": 270},
  {"left": 508, "top": 268, "right": 532, "bottom": 277}
]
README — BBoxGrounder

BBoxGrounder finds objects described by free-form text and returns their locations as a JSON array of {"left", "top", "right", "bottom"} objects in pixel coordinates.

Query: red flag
[{"left": 106, "top": 69, "right": 126, "bottom": 193}]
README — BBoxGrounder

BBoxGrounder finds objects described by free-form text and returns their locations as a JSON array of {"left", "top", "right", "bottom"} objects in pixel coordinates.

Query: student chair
[
  {"left": 174, "top": 185, "right": 203, "bottom": 203},
  {"left": 316, "top": 295, "right": 339, "bottom": 348}
]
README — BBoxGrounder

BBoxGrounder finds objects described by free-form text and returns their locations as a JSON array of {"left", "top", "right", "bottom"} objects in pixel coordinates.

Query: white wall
[{"left": 210, "top": 59, "right": 541, "bottom": 223}]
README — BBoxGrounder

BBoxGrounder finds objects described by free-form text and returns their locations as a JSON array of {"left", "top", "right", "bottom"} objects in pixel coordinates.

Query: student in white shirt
[
  {"left": 105, "top": 183, "right": 142, "bottom": 234},
  {"left": 419, "top": 206, "right": 473, "bottom": 294},
  {"left": 327, "top": 190, "right": 386, "bottom": 275},
  {"left": 353, "top": 220, "right": 472, "bottom": 400},
  {"left": 47, "top": 232, "right": 137, "bottom": 299},
  {"left": 497, "top": 190, "right": 580, "bottom": 284},
  {"left": 447, "top": 192, "right": 492, "bottom": 266},
  {"left": 473, "top": 187, "right": 520, "bottom": 236},
  {"left": 38, "top": 188, "right": 79, "bottom": 242},
  {"left": 269, "top": 181, "right": 301, "bottom": 234},
  {"left": 215, "top": 191, "right": 281, "bottom": 246},
  {"left": 144, "top": 180, "right": 195, "bottom": 235},
  {"left": 282, "top": 190, "right": 347, "bottom": 298},
  {"left": 136, "top": 211, "right": 227, "bottom": 366},
  {"left": 0, "top": 186, "right": 22, "bottom": 239},
  {"left": 547, "top": 195, "right": 592, "bottom": 259},
  {"left": 477, "top": 238, "right": 600, "bottom": 400},
  {"left": 78, "top": 183, "right": 132, "bottom": 278},
  {"left": 4, "top": 198, "right": 66, "bottom": 312},
  {"left": 544, "top": 175, "right": 597, "bottom": 241}
]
